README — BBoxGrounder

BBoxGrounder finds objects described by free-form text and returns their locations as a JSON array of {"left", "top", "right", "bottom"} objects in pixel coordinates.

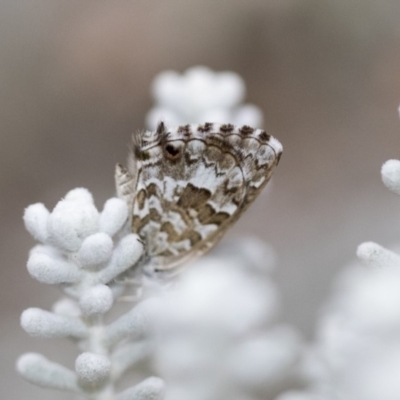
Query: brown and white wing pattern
[{"left": 116, "top": 122, "right": 282, "bottom": 277}]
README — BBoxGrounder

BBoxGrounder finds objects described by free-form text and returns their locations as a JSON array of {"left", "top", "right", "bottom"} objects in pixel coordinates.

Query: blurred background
[{"left": 2, "top": 0, "right": 400, "bottom": 398}]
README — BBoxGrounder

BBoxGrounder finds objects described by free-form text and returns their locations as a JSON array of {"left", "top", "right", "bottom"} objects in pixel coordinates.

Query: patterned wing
[{"left": 116, "top": 122, "right": 282, "bottom": 277}]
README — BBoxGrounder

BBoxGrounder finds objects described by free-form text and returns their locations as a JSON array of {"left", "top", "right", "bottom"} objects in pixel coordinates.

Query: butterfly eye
[{"left": 165, "top": 144, "right": 181, "bottom": 159}]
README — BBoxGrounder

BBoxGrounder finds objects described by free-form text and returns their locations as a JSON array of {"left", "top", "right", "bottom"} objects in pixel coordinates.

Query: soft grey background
[{"left": 2, "top": 1, "right": 400, "bottom": 398}]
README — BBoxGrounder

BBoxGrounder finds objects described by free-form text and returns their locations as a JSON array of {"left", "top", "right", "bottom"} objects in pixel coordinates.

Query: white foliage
[
  {"left": 303, "top": 264, "right": 400, "bottom": 400},
  {"left": 18, "top": 67, "right": 298, "bottom": 400},
  {"left": 151, "top": 242, "right": 301, "bottom": 400},
  {"left": 47, "top": 196, "right": 100, "bottom": 252},
  {"left": 97, "top": 233, "right": 143, "bottom": 284},
  {"left": 100, "top": 198, "right": 130, "bottom": 236},
  {"left": 27, "top": 251, "right": 81, "bottom": 284},
  {"left": 79, "top": 284, "right": 114, "bottom": 316},
  {"left": 75, "top": 352, "right": 111, "bottom": 384},
  {"left": 64, "top": 187, "right": 95, "bottom": 203},
  {"left": 146, "top": 66, "right": 264, "bottom": 129},
  {"left": 17, "top": 353, "right": 79, "bottom": 392},
  {"left": 357, "top": 241, "right": 400, "bottom": 269},
  {"left": 300, "top": 158, "right": 400, "bottom": 400},
  {"left": 21, "top": 307, "right": 88, "bottom": 339},
  {"left": 156, "top": 259, "right": 278, "bottom": 335},
  {"left": 77, "top": 232, "right": 114, "bottom": 267},
  {"left": 18, "top": 188, "right": 163, "bottom": 399}
]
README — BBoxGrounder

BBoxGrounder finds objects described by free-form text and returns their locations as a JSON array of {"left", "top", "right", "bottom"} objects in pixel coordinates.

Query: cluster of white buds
[
  {"left": 151, "top": 238, "right": 301, "bottom": 400},
  {"left": 17, "top": 188, "right": 165, "bottom": 400},
  {"left": 17, "top": 66, "right": 290, "bottom": 399},
  {"left": 146, "top": 66, "right": 264, "bottom": 130}
]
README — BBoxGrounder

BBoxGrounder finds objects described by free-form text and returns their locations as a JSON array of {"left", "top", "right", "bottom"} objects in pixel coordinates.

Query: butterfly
[{"left": 115, "top": 122, "right": 282, "bottom": 277}]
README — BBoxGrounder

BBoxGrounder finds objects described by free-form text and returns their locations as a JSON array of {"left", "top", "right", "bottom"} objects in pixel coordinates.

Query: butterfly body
[{"left": 116, "top": 122, "right": 282, "bottom": 277}]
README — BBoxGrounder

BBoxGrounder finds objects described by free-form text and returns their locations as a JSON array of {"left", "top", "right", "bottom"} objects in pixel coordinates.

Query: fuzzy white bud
[
  {"left": 77, "top": 232, "right": 113, "bottom": 267},
  {"left": 64, "top": 188, "right": 94, "bottom": 204},
  {"left": 17, "top": 353, "right": 79, "bottom": 392},
  {"left": 357, "top": 242, "right": 400, "bottom": 269},
  {"left": 23, "top": 203, "right": 50, "bottom": 243},
  {"left": 100, "top": 198, "right": 129, "bottom": 237},
  {"left": 21, "top": 308, "right": 87, "bottom": 339},
  {"left": 98, "top": 234, "right": 143, "bottom": 284},
  {"left": 382, "top": 159, "right": 400, "bottom": 196},
  {"left": 29, "top": 244, "right": 60, "bottom": 257},
  {"left": 79, "top": 285, "right": 113, "bottom": 316},
  {"left": 27, "top": 252, "right": 81, "bottom": 284},
  {"left": 47, "top": 198, "right": 99, "bottom": 252},
  {"left": 146, "top": 66, "right": 262, "bottom": 130},
  {"left": 75, "top": 352, "right": 111, "bottom": 384}
]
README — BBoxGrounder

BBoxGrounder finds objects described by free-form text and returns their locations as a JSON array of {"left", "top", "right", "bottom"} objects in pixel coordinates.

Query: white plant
[
  {"left": 292, "top": 158, "right": 400, "bottom": 400},
  {"left": 151, "top": 239, "right": 301, "bottom": 400},
  {"left": 18, "top": 66, "right": 299, "bottom": 399},
  {"left": 18, "top": 188, "right": 165, "bottom": 399},
  {"left": 146, "top": 66, "right": 264, "bottom": 130}
]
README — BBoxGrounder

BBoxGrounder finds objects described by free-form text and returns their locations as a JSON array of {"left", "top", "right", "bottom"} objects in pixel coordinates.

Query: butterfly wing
[{"left": 117, "top": 122, "right": 282, "bottom": 277}]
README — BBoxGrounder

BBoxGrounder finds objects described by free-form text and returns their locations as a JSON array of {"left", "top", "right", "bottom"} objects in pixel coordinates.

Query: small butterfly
[{"left": 116, "top": 122, "right": 282, "bottom": 277}]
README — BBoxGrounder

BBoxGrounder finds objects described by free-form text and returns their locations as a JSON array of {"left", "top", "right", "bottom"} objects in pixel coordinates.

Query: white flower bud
[
  {"left": 47, "top": 198, "right": 99, "bottom": 252},
  {"left": 100, "top": 198, "right": 129, "bottom": 237},
  {"left": 98, "top": 234, "right": 143, "bottom": 284},
  {"left": 381, "top": 159, "right": 400, "bottom": 196},
  {"left": 27, "top": 252, "right": 81, "bottom": 284},
  {"left": 79, "top": 285, "right": 113, "bottom": 316},
  {"left": 23, "top": 203, "right": 50, "bottom": 243},
  {"left": 29, "top": 244, "right": 60, "bottom": 257},
  {"left": 147, "top": 66, "right": 264, "bottom": 133},
  {"left": 77, "top": 233, "right": 113, "bottom": 267},
  {"left": 75, "top": 352, "right": 111, "bottom": 384},
  {"left": 357, "top": 242, "right": 400, "bottom": 269},
  {"left": 64, "top": 188, "right": 94, "bottom": 204},
  {"left": 17, "top": 353, "right": 79, "bottom": 392},
  {"left": 21, "top": 308, "right": 87, "bottom": 339}
]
